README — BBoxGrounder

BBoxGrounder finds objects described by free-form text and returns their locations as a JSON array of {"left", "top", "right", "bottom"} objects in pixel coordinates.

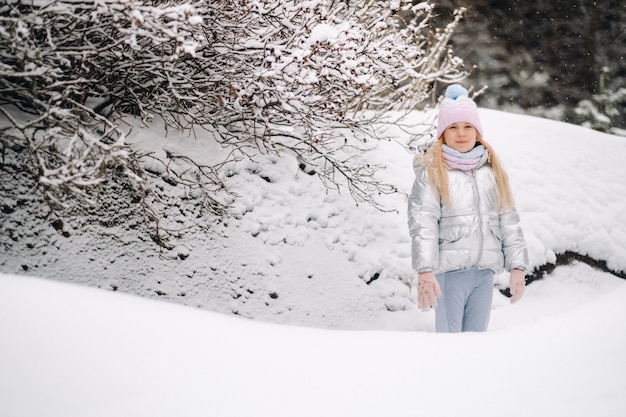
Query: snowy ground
[
  {"left": 1, "top": 109, "right": 626, "bottom": 416},
  {"left": 2, "top": 266, "right": 625, "bottom": 417}
]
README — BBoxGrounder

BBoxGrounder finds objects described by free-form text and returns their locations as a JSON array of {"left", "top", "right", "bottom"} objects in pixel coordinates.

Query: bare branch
[{"left": 1, "top": 0, "right": 467, "bottom": 247}]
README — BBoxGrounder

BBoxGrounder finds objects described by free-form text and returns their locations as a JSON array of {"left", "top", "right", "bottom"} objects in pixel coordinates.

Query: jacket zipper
[{"left": 471, "top": 169, "right": 484, "bottom": 266}]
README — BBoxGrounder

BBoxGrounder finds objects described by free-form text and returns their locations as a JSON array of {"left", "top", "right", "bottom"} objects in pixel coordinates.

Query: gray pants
[{"left": 435, "top": 268, "right": 494, "bottom": 332}]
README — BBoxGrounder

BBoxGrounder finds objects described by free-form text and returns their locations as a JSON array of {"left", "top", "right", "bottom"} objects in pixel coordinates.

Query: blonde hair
[{"left": 422, "top": 135, "right": 515, "bottom": 210}]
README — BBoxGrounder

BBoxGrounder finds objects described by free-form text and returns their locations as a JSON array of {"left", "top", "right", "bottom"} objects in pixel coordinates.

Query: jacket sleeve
[
  {"left": 499, "top": 208, "right": 529, "bottom": 272},
  {"left": 407, "top": 159, "right": 441, "bottom": 273}
]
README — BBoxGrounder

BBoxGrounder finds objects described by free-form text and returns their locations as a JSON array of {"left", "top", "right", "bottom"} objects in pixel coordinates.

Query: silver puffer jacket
[{"left": 408, "top": 150, "right": 529, "bottom": 274}]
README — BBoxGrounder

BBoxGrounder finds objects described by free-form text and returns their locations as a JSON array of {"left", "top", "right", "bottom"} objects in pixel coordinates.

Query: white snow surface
[
  {"left": 2, "top": 266, "right": 626, "bottom": 417},
  {"left": 1, "top": 110, "right": 626, "bottom": 416}
]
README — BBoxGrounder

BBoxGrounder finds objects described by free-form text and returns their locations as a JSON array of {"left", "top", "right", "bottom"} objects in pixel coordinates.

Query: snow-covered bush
[
  {"left": 0, "top": 0, "right": 466, "bottom": 244},
  {"left": 574, "top": 87, "right": 626, "bottom": 134}
]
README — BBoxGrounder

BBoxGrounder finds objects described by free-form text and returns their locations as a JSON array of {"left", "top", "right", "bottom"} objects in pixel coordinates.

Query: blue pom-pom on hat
[{"left": 445, "top": 84, "right": 468, "bottom": 100}]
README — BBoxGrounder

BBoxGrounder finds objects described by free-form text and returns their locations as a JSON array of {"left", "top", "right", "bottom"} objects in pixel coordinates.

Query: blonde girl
[{"left": 408, "top": 84, "right": 529, "bottom": 332}]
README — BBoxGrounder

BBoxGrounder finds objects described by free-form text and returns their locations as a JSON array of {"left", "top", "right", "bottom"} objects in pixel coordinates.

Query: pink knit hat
[{"left": 436, "top": 84, "right": 484, "bottom": 139}]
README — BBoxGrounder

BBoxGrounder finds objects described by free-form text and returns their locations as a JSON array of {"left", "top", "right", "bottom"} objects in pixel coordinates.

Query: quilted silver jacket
[{"left": 408, "top": 150, "right": 529, "bottom": 274}]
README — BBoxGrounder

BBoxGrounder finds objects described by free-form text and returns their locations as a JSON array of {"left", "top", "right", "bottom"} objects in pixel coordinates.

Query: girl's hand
[
  {"left": 509, "top": 269, "right": 526, "bottom": 304},
  {"left": 417, "top": 272, "right": 441, "bottom": 311}
]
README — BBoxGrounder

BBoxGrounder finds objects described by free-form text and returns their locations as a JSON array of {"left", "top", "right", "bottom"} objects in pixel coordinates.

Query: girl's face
[{"left": 443, "top": 122, "right": 478, "bottom": 153}]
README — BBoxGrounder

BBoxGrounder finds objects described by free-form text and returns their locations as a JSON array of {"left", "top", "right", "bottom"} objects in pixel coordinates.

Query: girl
[{"left": 408, "top": 84, "right": 529, "bottom": 332}]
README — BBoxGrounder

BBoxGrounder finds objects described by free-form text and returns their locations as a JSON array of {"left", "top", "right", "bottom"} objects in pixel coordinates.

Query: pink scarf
[{"left": 442, "top": 144, "right": 485, "bottom": 171}]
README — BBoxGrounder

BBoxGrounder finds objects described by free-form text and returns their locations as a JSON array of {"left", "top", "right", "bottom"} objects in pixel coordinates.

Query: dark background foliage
[{"left": 432, "top": 0, "right": 625, "bottom": 130}]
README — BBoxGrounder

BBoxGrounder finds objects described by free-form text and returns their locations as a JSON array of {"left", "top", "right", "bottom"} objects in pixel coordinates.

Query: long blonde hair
[{"left": 422, "top": 135, "right": 515, "bottom": 210}]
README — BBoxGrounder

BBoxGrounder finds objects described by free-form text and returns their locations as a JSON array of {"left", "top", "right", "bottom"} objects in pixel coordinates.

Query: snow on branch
[{"left": 0, "top": 0, "right": 467, "bottom": 243}]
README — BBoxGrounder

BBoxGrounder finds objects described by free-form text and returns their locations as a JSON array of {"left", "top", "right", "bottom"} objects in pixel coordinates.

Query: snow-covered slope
[{"left": 1, "top": 109, "right": 625, "bottom": 331}]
